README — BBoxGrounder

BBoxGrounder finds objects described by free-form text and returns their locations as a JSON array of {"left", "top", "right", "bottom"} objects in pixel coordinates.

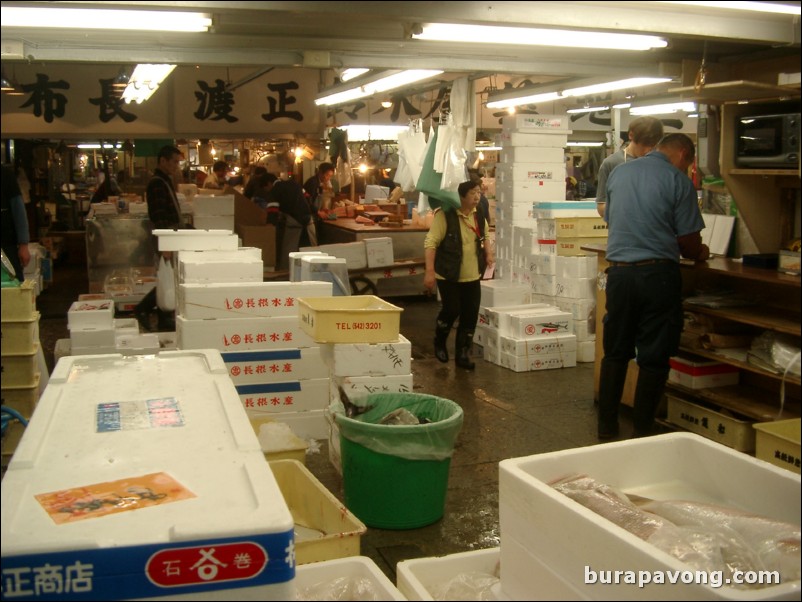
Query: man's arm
[{"left": 678, "top": 231, "right": 710, "bottom": 261}]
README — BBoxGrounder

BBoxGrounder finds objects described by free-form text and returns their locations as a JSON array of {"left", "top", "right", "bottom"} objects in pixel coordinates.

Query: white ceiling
[{"left": 2, "top": 1, "right": 799, "bottom": 86}]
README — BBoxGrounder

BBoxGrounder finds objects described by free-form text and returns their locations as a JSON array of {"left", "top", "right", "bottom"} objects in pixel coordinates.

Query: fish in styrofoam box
[
  {"left": 178, "top": 281, "right": 333, "bottom": 320},
  {"left": 319, "top": 335, "right": 411, "bottom": 377},
  {"left": 397, "top": 547, "right": 501, "bottom": 601},
  {"left": 192, "top": 193, "right": 235, "bottom": 216},
  {"left": 506, "top": 309, "right": 573, "bottom": 339},
  {"left": 1, "top": 350, "right": 296, "bottom": 600},
  {"left": 501, "top": 350, "right": 577, "bottom": 372},
  {"left": 177, "top": 315, "right": 315, "bottom": 351},
  {"left": 330, "top": 374, "right": 413, "bottom": 403},
  {"left": 499, "top": 433, "right": 801, "bottom": 600},
  {"left": 555, "top": 276, "right": 596, "bottom": 300},
  {"left": 502, "top": 113, "right": 571, "bottom": 132},
  {"left": 497, "top": 130, "right": 569, "bottom": 147},
  {"left": 178, "top": 248, "right": 264, "bottom": 283},
  {"left": 479, "top": 280, "right": 530, "bottom": 308},
  {"left": 154, "top": 228, "right": 239, "bottom": 252},
  {"left": 294, "top": 556, "right": 406, "bottom": 600},
  {"left": 496, "top": 162, "right": 567, "bottom": 185},
  {"left": 496, "top": 179, "right": 566, "bottom": 203},
  {"left": 222, "top": 347, "right": 328, "bottom": 385},
  {"left": 500, "top": 333, "right": 577, "bottom": 356},
  {"left": 237, "top": 377, "right": 330, "bottom": 414},
  {"left": 67, "top": 299, "right": 114, "bottom": 330},
  {"left": 502, "top": 145, "right": 566, "bottom": 163},
  {"left": 557, "top": 255, "right": 598, "bottom": 279}
]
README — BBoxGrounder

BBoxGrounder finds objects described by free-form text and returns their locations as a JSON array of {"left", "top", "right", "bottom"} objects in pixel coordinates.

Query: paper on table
[{"left": 701, "top": 213, "right": 735, "bottom": 256}]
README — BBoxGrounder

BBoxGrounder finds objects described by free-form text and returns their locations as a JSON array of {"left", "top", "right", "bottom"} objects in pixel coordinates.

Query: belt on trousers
[{"left": 607, "top": 259, "right": 676, "bottom": 267}]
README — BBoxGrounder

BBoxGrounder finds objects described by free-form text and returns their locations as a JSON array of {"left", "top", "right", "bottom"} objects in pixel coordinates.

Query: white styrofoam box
[
  {"left": 500, "top": 333, "right": 577, "bottom": 356},
  {"left": 179, "top": 250, "right": 264, "bottom": 283},
  {"left": 474, "top": 323, "right": 492, "bottom": 346},
  {"left": 154, "top": 228, "right": 239, "bottom": 252},
  {"left": 537, "top": 216, "right": 608, "bottom": 240},
  {"left": 192, "top": 214, "right": 235, "bottom": 231},
  {"left": 127, "top": 201, "right": 148, "bottom": 215},
  {"left": 364, "top": 236, "right": 395, "bottom": 268},
  {"left": 1, "top": 351, "right": 296, "bottom": 600},
  {"left": 502, "top": 113, "right": 571, "bottom": 132},
  {"left": 501, "top": 532, "right": 584, "bottom": 601},
  {"left": 115, "top": 333, "right": 161, "bottom": 356},
  {"left": 574, "top": 318, "right": 595, "bottom": 341},
  {"left": 577, "top": 339, "right": 596, "bottom": 363},
  {"left": 497, "top": 162, "right": 567, "bottom": 185},
  {"left": 289, "top": 251, "right": 328, "bottom": 281},
  {"left": 237, "top": 377, "right": 330, "bottom": 413},
  {"left": 495, "top": 258, "right": 512, "bottom": 282},
  {"left": 497, "top": 130, "right": 569, "bottom": 147},
  {"left": 70, "top": 344, "right": 118, "bottom": 356},
  {"left": 483, "top": 325, "right": 501, "bottom": 355},
  {"left": 396, "top": 547, "right": 501, "bottom": 601},
  {"left": 193, "top": 193, "right": 234, "bottom": 216},
  {"left": 113, "top": 317, "right": 140, "bottom": 337},
  {"left": 67, "top": 299, "right": 114, "bottom": 330},
  {"left": 502, "top": 146, "right": 566, "bottom": 164},
  {"left": 531, "top": 274, "right": 557, "bottom": 296},
  {"left": 531, "top": 201, "right": 600, "bottom": 219},
  {"left": 222, "top": 347, "right": 328, "bottom": 385},
  {"left": 668, "top": 356, "right": 740, "bottom": 389},
  {"left": 529, "top": 252, "right": 557, "bottom": 275},
  {"left": 496, "top": 202, "right": 534, "bottom": 223},
  {"left": 555, "top": 276, "right": 596, "bottom": 300},
  {"left": 487, "top": 303, "right": 552, "bottom": 332},
  {"left": 499, "top": 433, "right": 801, "bottom": 600},
  {"left": 557, "top": 254, "right": 598, "bottom": 278},
  {"left": 295, "top": 556, "right": 406, "bottom": 601},
  {"left": 547, "top": 238, "right": 604, "bottom": 256},
  {"left": 507, "top": 310, "right": 573, "bottom": 339},
  {"left": 480, "top": 280, "right": 530, "bottom": 308},
  {"left": 497, "top": 179, "right": 566, "bottom": 204},
  {"left": 319, "top": 335, "right": 411, "bottom": 376},
  {"left": 500, "top": 351, "right": 577, "bottom": 372},
  {"left": 483, "top": 341, "right": 502, "bottom": 365},
  {"left": 301, "top": 241, "right": 367, "bottom": 270},
  {"left": 330, "top": 373, "right": 413, "bottom": 403},
  {"left": 513, "top": 225, "right": 535, "bottom": 251},
  {"left": 253, "top": 408, "right": 328, "bottom": 441},
  {"left": 177, "top": 315, "right": 316, "bottom": 352},
  {"left": 69, "top": 325, "right": 116, "bottom": 349},
  {"left": 178, "top": 281, "right": 333, "bottom": 320},
  {"left": 553, "top": 297, "right": 596, "bottom": 323}
]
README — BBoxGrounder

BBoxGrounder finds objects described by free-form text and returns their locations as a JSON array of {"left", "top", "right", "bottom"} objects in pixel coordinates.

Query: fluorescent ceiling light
[
  {"left": 612, "top": 103, "right": 632, "bottom": 109},
  {"left": 122, "top": 64, "right": 176, "bottom": 104},
  {"left": 567, "top": 142, "right": 605, "bottom": 147},
  {"left": 486, "top": 91, "right": 560, "bottom": 109},
  {"left": 341, "top": 68, "right": 370, "bottom": 82},
  {"left": 657, "top": 1, "right": 801, "bottom": 15},
  {"left": 77, "top": 143, "right": 122, "bottom": 149},
  {"left": 476, "top": 145, "right": 502, "bottom": 151},
  {"left": 315, "top": 69, "right": 443, "bottom": 106},
  {"left": 1, "top": 7, "right": 212, "bottom": 32},
  {"left": 562, "top": 77, "right": 672, "bottom": 97},
  {"left": 566, "top": 106, "right": 610, "bottom": 114},
  {"left": 340, "top": 125, "right": 409, "bottom": 141},
  {"left": 629, "top": 101, "right": 697, "bottom": 115},
  {"left": 413, "top": 23, "right": 667, "bottom": 51}
]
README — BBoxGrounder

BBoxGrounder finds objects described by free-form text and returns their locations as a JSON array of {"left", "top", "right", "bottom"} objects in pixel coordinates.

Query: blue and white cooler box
[{"left": 1, "top": 350, "right": 296, "bottom": 601}]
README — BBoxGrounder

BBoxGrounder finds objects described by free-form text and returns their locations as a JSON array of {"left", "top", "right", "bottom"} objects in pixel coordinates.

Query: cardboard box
[
  {"left": 668, "top": 355, "right": 739, "bottom": 389},
  {"left": 754, "top": 418, "right": 801, "bottom": 474},
  {"left": 666, "top": 394, "right": 755, "bottom": 452},
  {"left": 236, "top": 224, "right": 277, "bottom": 267}
]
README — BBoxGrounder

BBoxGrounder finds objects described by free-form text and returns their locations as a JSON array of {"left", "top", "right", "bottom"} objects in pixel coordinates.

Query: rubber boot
[
  {"left": 455, "top": 328, "right": 475, "bottom": 370},
  {"left": 597, "top": 358, "right": 629, "bottom": 440},
  {"left": 434, "top": 320, "right": 451, "bottom": 363},
  {"left": 134, "top": 287, "right": 157, "bottom": 332},
  {"left": 632, "top": 366, "right": 669, "bottom": 437},
  {"left": 157, "top": 309, "right": 176, "bottom": 333}
]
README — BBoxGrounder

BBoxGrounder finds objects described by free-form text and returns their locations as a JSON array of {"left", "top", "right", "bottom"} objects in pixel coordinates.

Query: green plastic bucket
[{"left": 334, "top": 393, "right": 463, "bottom": 529}]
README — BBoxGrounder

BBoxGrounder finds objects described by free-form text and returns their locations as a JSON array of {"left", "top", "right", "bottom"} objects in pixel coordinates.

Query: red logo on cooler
[{"left": 146, "top": 542, "right": 267, "bottom": 587}]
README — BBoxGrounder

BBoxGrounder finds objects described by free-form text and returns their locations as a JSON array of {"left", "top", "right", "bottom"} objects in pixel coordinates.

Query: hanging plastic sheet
[
  {"left": 416, "top": 128, "right": 460, "bottom": 210},
  {"left": 395, "top": 126, "right": 427, "bottom": 192}
]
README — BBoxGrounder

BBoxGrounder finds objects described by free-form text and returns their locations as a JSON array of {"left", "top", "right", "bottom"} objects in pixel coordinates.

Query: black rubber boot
[
  {"left": 454, "top": 328, "right": 475, "bottom": 370},
  {"left": 434, "top": 320, "right": 451, "bottom": 363},
  {"left": 597, "top": 358, "right": 629, "bottom": 440},
  {"left": 157, "top": 309, "right": 176, "bottom": 332},
  {"left": 632, "top": 366, "right": 669, "bottom": 437},
  {"left": 134, "top": 288, "right": 157, "bottom": 332}
]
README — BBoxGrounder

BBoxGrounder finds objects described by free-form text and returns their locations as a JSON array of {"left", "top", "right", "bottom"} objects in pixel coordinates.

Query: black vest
[{"left": 434, "top": 208, "right": 486, "bottom": 282}]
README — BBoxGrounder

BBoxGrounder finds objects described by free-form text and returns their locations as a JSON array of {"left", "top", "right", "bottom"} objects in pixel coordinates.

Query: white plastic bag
[{"left": 156, "top": 256, "right": 176, "bottom": 312}]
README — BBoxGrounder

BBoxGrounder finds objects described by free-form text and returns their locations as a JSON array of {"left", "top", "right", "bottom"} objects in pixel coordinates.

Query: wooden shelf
[
  {"left": 728, "top": 169, "right": 799, "bottom": 176},
  {"left": 669, "top": 80, "right": 800, "bottom": 103},
  {"left": 701, "top": 183, "right": 729, "bottom": 194},
  {"left": 682, "top": 303, "right": 801, "bottom": 337},
  {"left": 682, "top": 256, "right": 802, "bottom": 288},
  {"left": 678, "top": 345, "right": 801, "bottom": 386},
  {"left": 666, "top": 381, "right": 800, "bottom": 422}
]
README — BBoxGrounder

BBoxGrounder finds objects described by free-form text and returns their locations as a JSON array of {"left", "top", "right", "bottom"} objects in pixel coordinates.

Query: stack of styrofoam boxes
[
  {"left": 529, "top": 201, "right": 606, "bottom": 363},
  {"left": 176, "top": 246, "right": 334, "bottom": 443},
  {"left": 475, "top": 280, "right": 530, "bottom": 365},
  {"left": 192, "top": 193, "right": 235, "bottom": 232},
  {"left": 494, "top": 114, "right": 570, "bottom": 284},
  {"left": 1, "top": 350, "right": 298, "bottom": 600},
  {"left": 1, "top": 280, "right": 40, "bottom": 465},
  {"left": 498, "top": 433, "right": 801, "bottom": 600},
  {"left": 320, "top": 334, "right": 413, "bottom": 473}
]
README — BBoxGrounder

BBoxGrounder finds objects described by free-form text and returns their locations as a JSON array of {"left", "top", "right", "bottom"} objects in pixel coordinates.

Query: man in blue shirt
[{"left": 598, "top": 133, "right": 709, "bottom": 439}]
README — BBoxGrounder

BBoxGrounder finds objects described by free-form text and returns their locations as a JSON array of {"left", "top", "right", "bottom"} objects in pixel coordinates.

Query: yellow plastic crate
[
  {"left": 249, "top": 416, "right": 308, "bottom": 464},
  {"left": 0, "top": 344, "right": 40, "bottom": 388},
  {"left": 298, "top": 295, "right": 402, "bottom": 343},
  {"left": 0, "top": 312, "right": 40, "bottom": 354},
  {"left": 1, "top": 281, "right": 37, "bottom": 321},
  {"left": 1, "top": 373, "right": 41, "bottom": 419},
  {"left": 754, "top": 418, "right": 801, "bottom": 474},
  {"left": 269, "top": 459, "right": 366, "bottom": 565}
]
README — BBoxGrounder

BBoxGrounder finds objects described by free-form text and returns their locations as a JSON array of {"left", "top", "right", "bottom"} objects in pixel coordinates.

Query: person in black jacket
[{"left": 423, "top": 178, "right": 495, "bottom": 370}]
